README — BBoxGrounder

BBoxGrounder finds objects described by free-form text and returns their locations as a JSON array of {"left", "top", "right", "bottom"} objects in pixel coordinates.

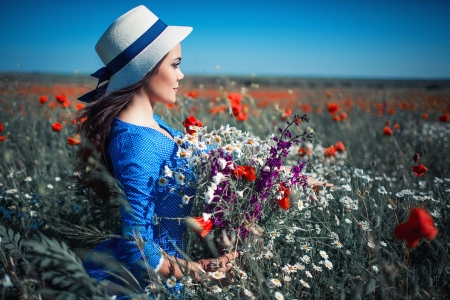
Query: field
[{"left": 0, "top": 72, "right": 450, "bottom": 299}]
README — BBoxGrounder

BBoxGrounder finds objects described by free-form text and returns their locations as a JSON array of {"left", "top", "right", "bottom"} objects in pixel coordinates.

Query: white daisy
[
  {"left": 312, "top": 264, "right": 322, "bottom": 272},
  {"left": 267, "top": 278, "right": 282, "bottom": 288},
  {"left": 283, "top": 275, "right": 292, "bottom": 282},
  {"left": 319, "top": 251, "right": 328, "bottom": 259},
  {"left": 243, "top": 289, "right": 252, "bottom": 297},
  {"left": 174, "top": 136, "right": 183, "bottom": 146},
  {"left": 210, "top": 285, "right": 222, "bottom": 293},
  {"left": 179, "top": 276, "right": 192, "bottom": 287},
  {"left": 212, "top": 135, "right": 222, "bottom": 145},
  {"left": 300, "top": 255, "right": 310, "bottom": 264},
  {"left": 282, "top": 264, "right": 297, "bottom": 274},
  {"left": 251, "top": 253, "right": 262, "bottom": 260},
  {"left": 175, "top": 173, "right": 185, "bottom": 185},
  {"left": 164, "top": 165, "right": 173, "bottom": 177},
  {"left": 372, "top": 265, "right": 379, "bottom": 273},
  {"left": 212, "top": 172, "right": 225, "bottom": 185},
  {"left": 158, "top": 177, "right": 168, "bottom": 187},
  {"left": 377, "top": 186, "right": 387, "bottom": 194},
  {"left": 274, "top": 291, "right": 285, "bottom": 300},
  {"left": 367, "top": 242, "right": 375, "bottom": 249},
  {"left": 24, "top": 176, "right": 32, "bottom": 182},
  {"left": 345, "top": 218, "right": 352, "bottom": 224},
  {"left": 324, "top": 260, "right": 333, "bottom": 270},
  {"left": 305, "top": 271, "right": 313, "bottom": 278},
  {"left": 182, "top": 195, "right": 191, "bottom": 205},
  {"left": 55, "top": 177, "right": 61, "bottom": 181},
  {"left": 300, "top": 279, "right": 310, "bottom": 288},
  {"left": 47, "top": 184, "right": 54, "bottom": 189},
  {"left": 380, "top": 241, "right": 387, "bottom": 247},
  {"left": 294, "top": 263, "right": 305, "bottom": 270},
  {"left": 176, "top": 148, "right": 192, "bottom": 159},
  {"left": 209, "top": 271, "right": 226, "bottom": 279},
  {"left": 264, "top": 251, "right": 274, "bottom": 259},
  {"left": 166, "top": 276, "right": 176, "bottom": 288}
]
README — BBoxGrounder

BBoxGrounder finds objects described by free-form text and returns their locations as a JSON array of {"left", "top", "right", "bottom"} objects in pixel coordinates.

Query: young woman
[{"left": 76, "top": 5, "right": 237, "bottom": 297}]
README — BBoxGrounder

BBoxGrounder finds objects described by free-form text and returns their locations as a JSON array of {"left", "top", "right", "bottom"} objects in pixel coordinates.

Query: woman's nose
[{"left": 178, "top": 69, "right": 184, "bottom": 81}]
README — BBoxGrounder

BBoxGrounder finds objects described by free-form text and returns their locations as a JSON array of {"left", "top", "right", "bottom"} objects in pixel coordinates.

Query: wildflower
[
  {"left": 182, "top": 195, "right": 191, "bottom": 205},
  {"left": 332, "top": 240, "right": 343, "bottom": 248},
  {"left": 300, "top": 279, "right": 310, "bottom": 288},
  {"left": 174, "top": 136, "right": 183, "bottom": 146},
  {"left": 233, "top": 166, "right": 256, "bottom": 181},
  {"left": 396, "top": 191, "right": 404, "bottom": 197},
  {"left": 209, "top": 271, "right": 226, "bottom": 279},
  {"left": 267, "top": 278, "right": 282, "bottom": 288},
  {"left": 186, "top": 216, "right": 212, "bottom": 238},
  {"left": 268, "top": 231, "right": 280, "bottom": 239},
  {"left": 164, "top": 275, "right": 176, "bottom": 288},
  {"left": 394, "top": 207, "right": 438, "bottom": 248},
  {"left": 274, "top": 291, "right": 285, "bottom": 300},
  {"left": 324, "top": 260, "right": 333, "bottom": 270},
  {"left": 372, "top": 265, "right": 379, "bottom": 273},
  {"left": 282, "top": 264, "right": 297, "bottom": 274},
  {"left": 179, "top": 276, "right": 192, "bottom": 287},
  {"left": 0, "top": 136, "right": 6, "bottom": 142},
  {"left": 67, "top": 137, "right": 81, "bottom": 145},
  {"left": 319, "top": 251, "right": 328, "bottom": 259},
  {"left": 367, "top": 242, "right": 375, "bottom": 249},
  {"left": 175, "top": 173, "right": 185, "bottom": 185},
  {"left": 182, "top": 116, "right": 203, "bottom": 135},
  {"left": 285, "top": 234, "right": 295, "bottom": 243},
  {"left": 278, "top": 182, "right": 291, "bottom": 210},
  {"left": 346, "top": 250, "right": 351, "bottom": 255},
  {"left": 24, "top": 176, "right": 32, "bottom": 182},
  {"left": 325, "top": 146, "right": 337, "bottom": 157},
  {"left": 305, "top": 271, "right": 313, "bottom": 278},
  {"left": 47, "top": 184, "right": 54, "bottom": 189},
  {"left": 431, "top": 209, "right": 441, "bottom": 218},
  {"left": 335, "top": 215, "right": 340, "bottom": 225},
  {"left": 377, "top": 186, "right": 387, "bottom": 194},
  {"left": 186, "top": 90, "right": 200, "bottom": 99},
  {"left": 30, "top": 211, "right": 37, "bottom": 217},
  {"left": 383, "top": 126, "right": 393, "bottom": 135},
  {"left": 39, "top": 95, "right": 48, "bottom": 104},
  {"left": 334, "top": 141, "right": 345, "bottom": 152},
  {"left": 312, "top": 264, "right": 322, "bottom": 272},
  {"left": 345, "top": 218, "right": 352, "bottom": 224},
  {"left": 380, "top": 241, "right": 387, "bottom": 247},
  {"left": 176, "top": 148, "right": 192, "bottom": 159},
  {"left": 164, "top": 165, "right": 173, "bottom": 177},
  {"left": 263, "top": 250, "right": 274, "bottom": 259},
  {"left": 283, "top": 275, "right": 292, "bottom": 282},
  {"left": 300, "top": 255, "right": 310, "bottom": 264},
  {"left": 412, "top": 153, "right": 420, "bottom": 163},
  {"left": 158, "top": 177, "right": 168, "bottom": 187},
  {"left": 438, "top": 114, "right": 449, "bottom": 122},
  {"left": 243, "top": 289, "right": 252, "bottom": 297},
  {"left": 327, "top": 103, "right": 339, "bottom": 114},
  {"left": 412, "top": 164, "right": 428, "bottom": 177},
  {"left": 298, "top": 147, "right": 312, "bottom": 157},
  {"left": 52, "top": 122, "right": 63, "bottom": 132}
]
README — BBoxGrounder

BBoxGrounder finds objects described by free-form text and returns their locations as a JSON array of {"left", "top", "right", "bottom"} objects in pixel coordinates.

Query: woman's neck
[{"left": 118, "top": 90, "right": 158, "bottom": 127}]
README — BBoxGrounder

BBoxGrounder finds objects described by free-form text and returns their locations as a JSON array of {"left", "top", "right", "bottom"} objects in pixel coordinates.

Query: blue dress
[{"left": 83, "top": 115, "right": 196, "bottom": 297}]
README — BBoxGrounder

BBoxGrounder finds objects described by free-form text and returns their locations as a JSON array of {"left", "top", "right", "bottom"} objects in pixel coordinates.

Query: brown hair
[{"left": 74, "top": 54, "right": 167, "bottom": 205}]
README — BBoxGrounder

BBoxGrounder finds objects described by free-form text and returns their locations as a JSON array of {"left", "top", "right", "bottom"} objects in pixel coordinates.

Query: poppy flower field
[{"left": 0, "top": 73, "right": 449, "bottom": 299}]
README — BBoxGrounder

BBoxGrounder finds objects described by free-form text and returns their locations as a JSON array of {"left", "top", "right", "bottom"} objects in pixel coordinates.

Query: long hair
[{"left": 74, "top": 55, "right": 167, "bottom": 205}]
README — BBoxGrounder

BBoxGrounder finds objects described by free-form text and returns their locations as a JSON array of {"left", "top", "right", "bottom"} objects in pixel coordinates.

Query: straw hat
[{"left": 78, "top": 5, "right": 192, "bottom": 103}]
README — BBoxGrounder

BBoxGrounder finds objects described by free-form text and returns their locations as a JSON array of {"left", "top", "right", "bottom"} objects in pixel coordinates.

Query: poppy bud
[{"left": 412, "top": 153, "right": 420, "bottom": 163}]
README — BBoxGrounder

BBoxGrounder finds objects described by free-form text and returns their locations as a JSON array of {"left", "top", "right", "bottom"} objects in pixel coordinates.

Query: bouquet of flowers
[{"left": 179, "top": 114, "right": 315, "bottom": 242}]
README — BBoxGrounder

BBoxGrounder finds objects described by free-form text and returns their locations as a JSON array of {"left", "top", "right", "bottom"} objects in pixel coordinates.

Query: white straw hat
[{"left": 79, "top": 5, "right": 192, "bottom": 103}]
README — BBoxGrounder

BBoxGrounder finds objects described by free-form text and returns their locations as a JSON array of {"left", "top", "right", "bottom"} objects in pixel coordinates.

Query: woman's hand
[
  {"left": 307, "top": 176, "right": 333, "bottom": 195},
  {"left": 196, "top": 252, "right": 239, "bottom": 285}
]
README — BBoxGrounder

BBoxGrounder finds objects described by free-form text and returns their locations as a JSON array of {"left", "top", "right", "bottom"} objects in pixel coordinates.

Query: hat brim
[{"left": 106, "top": 25, "right": 193, "bottom": 93}]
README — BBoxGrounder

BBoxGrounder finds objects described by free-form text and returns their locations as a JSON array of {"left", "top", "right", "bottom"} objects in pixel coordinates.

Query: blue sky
[{"left": 1, "top": 0, "right": 449, "bottom": 78}]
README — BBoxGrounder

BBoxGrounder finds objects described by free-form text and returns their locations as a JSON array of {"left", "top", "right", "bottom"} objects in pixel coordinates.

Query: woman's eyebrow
[{"left": 173, "top": 57, "right": 182, "bottom": 62}]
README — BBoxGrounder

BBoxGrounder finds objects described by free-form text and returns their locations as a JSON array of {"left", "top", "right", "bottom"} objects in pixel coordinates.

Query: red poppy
[
  {"left": 298, "top": 147, "right": 312, "bottom": 157},
  {"left": 39, "top": 95, "right": 48, "bottom": 104},
  {"left": 166, "top": 103, "right": 174, "bottom": 109},
  {"left": 340, "top": 112, "right": 347, "bottom": 122},
  {"left": 236, "top": 112, "right": 248, "bottom": 122},
  {"left": 278, "top": 183, "right": 290, "bottom": 210},
  {"left": 52, "top": 122, "right": 63, "bottom": 132},
  {"left": 231, "top": 102, "right": 243, "bottom": 116},
  {"left": 233, "top": 166, "right": 256, "bottom": 181},
  {"left": 0, "top": 136, "right": 6, "bottom": 142},
  {"left": 422, "top": 113, "right": 428, "bottom": 120},
  {"left": 383, "top": 126, "right": 393, "bottom": 136},
  {"left": 67, "top": 137, "right": 80, "bottom": 145},
  {"left": 325, "top": 146, "right": 337, "bottom": 157},
  {"left": 227, "top": 93, "right": 243, "bottom": 103},
  {"left": 182, "top": 116, "right": 203, "bottom": 135},
  {"left": 412, "top": 164, "right": 428, "bottom": 177},
  {"left": 388, "top": 108, "right": 395, "bottom": 115},
  {"left": 0, "top": 122, "right": 3, "bottom": 133},
  {"left": 61, "top": 100, "right": 71, "bottom": 108},
  {"left": 280, "top": 108, "right": 292, "bottom": 121},
  {"left": 190, "top": 216, "right": 213, "bottom": 238},
  {"left": 394, "top": 123, "right": 400, "bottom": 130},
  {"left": 186, "top": 90, "right": 200, "bottom": 99},
  {"left": 75, "top": 103, "right": 85, "bottom": 110},
  {"left": 438, "top": 114, "right": 449, "bottom": 122},
  {"left": 334, "top": 141, "right": 345, "bottom": 152},
  {"left": 327, "top": 103, "right": 339, "bottom": 115},
  {"left": 55, "top": 94, "right": 68, "bottom": 104},
  {"left": 332, "top": 115, "right": 341, "bottom": 122},
  {"left": 394, "top": 207, "right": 438, "bottom": 248}
]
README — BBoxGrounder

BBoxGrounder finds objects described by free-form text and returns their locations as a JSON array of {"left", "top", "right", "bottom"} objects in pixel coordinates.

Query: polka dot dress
[{"left": 83, "top": 114, "right": 196, "bottom": 297}]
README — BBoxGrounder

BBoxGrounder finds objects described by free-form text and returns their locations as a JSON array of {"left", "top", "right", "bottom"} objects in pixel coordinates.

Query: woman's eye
[{"left": 173, "top": 63, "right": 181, "bottom": 69}]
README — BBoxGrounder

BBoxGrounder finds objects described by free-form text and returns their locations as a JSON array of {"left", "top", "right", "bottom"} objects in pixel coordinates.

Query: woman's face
[{"left": 144, "top": 43, "right": 184, "bottom": 105}]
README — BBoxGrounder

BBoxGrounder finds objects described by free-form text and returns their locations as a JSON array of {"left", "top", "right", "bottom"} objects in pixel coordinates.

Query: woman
[{"left": 76, "top": 5, "right": 237, "bottom": 297}]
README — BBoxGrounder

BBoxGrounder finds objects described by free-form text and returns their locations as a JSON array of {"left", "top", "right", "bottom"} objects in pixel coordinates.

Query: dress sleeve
[{"left": 108, "top": 131, "right": 165, "bottom": 271}]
